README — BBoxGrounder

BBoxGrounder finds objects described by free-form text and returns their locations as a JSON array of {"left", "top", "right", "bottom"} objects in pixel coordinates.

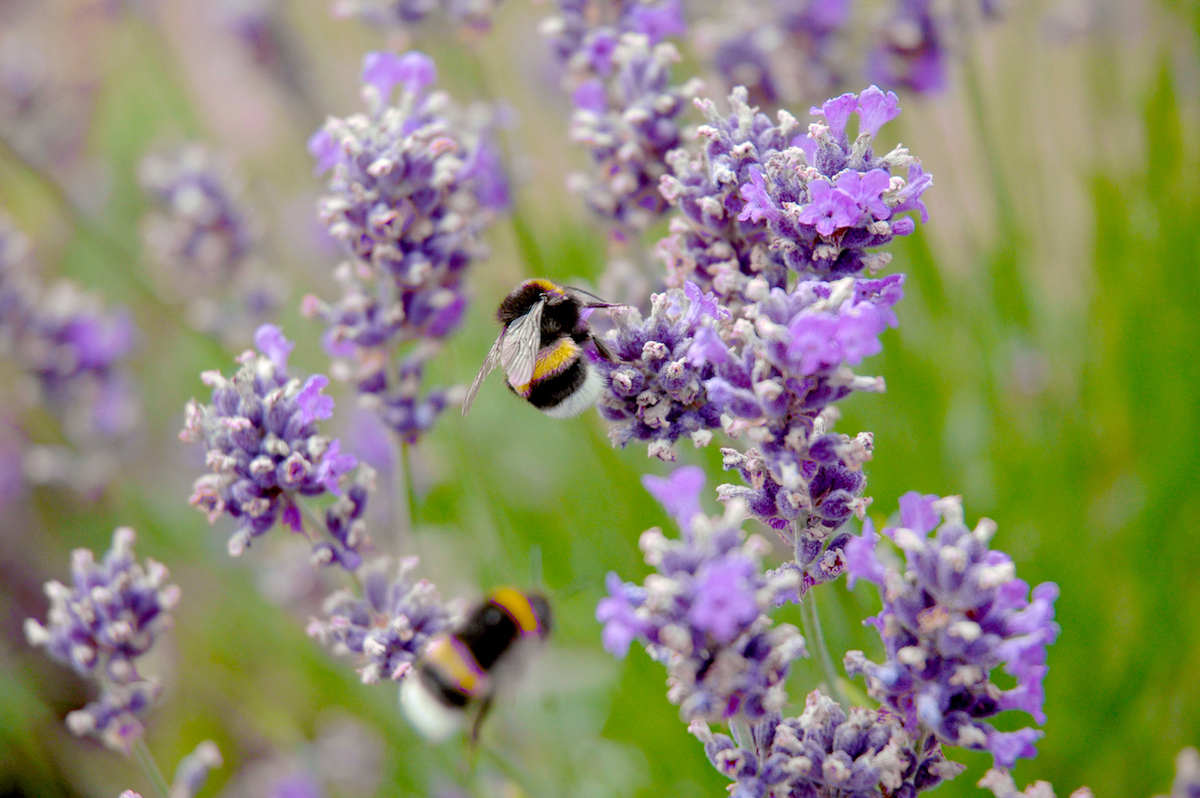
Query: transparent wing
[
  {"left": 500, "top": 299, "right": 544, "bottom": 388},
  {"left": 462, "top": 331, "right": 505, "bottom": 416}
]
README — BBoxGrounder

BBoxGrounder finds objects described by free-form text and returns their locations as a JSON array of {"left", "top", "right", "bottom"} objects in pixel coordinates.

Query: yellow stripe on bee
[
  {"left": 490, "top": 587, "right": 540, "bottom": 635},
  {"left": 424, "top": 636, "right": 486, "bottom": 696},
  {"left": 525, "top": 278, "right": 562, "bottom": 294},
  {"left": 511, "top": 339, "right": 579, "bottom": 396}
]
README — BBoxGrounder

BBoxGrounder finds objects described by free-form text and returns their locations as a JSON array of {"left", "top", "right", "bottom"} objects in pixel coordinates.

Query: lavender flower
[
  {"left": 331, "top": 0, "right": 504, "bottom": 32},
  {"left": 596, "top": 466, "right": 807, "bottom": 722},
  {"left": 596, "top": 282, "right": 729, "bottom": 459},
  {"left": 139, "top": 143, "right": 282, "bottom": 337},
  {"left": 566, "top": 34, "right": 703, "bottom": 232},
  {"left": 843, "top": 492, "right": 1061, "bottom": 768},
  {"left": 307, "top": 50, "right": 502, "bottom": 443},
  {"left": 659, "top": 85, "right": 929, "bottom": 301},
  {"left": 541, "top": 0, "right": 685, "bottom": 80},
  {"left": 696, "top": 0, "right": 851, "bottom": 110},
  {"left": 691, "top": 689, "right": 965, "bottom": 797},
  {"left": 180, "top": 324, "right": 363, "bottom": 564},
  {"left": 24, "top": 527, "right": 178, "bottom": 752},
  {"left": 867, "top": 0, "right": 946, "bottom": 95},
  {"left": 307, "top": 556, "right": 454, "bottom": 683}
]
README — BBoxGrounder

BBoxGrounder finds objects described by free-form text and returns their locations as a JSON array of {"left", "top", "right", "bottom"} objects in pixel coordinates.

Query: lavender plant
[
  {"left": 305, "top": 50, "right": 504, "bottom": 443},
  {"left": 179, "top": 324, "right": 364, "bottom": 566},
  {"left": 139, "top": 142, "right": 283, "bottom": 339}
]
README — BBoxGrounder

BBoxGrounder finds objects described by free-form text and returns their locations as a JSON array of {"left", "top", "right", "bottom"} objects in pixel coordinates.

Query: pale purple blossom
[{"left": 844, "top": 492, "right": 1061, "bottom": 768}]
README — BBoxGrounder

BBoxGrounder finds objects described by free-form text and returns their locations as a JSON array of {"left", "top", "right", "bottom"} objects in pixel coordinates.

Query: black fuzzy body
[{"left": 496, "top": 280, "right": 590, "bottom": 347}]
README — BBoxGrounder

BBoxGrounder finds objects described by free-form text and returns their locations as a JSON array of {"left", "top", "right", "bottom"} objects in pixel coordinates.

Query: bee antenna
[{"left": 564, "top": 284, "right": 615, "bottom": 307}]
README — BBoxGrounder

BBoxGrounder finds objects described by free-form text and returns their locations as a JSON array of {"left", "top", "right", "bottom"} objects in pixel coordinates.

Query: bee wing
[
  {"left": 462, "top": 331, "right": 505, "bottom": 416},
  {"left": 500, "top": 299, "right": 544, "bottom": 388}
]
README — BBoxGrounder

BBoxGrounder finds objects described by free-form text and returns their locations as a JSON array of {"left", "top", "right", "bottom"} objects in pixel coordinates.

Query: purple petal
[
  {"left": 297, "top": 375, "right": 335, "bottom": 425},
  {"left": 643, "top": 465, "right": 706, "bottom": 532},
  {"left": 362, "top": 50, "right": 436, "bottom": 101},
  {"left": 844, "top": 518, "right": 887, "bottom": 589},
  {"left": 855, "top": 85, "right": 901, "bottom": 139},
  {"left": 255, "top": 324, "right": 294, "bottom": 372},
  {"left": 897, "top": 491, "right": 940, "bottom": 534},
  {"left": 307, "top": 129, "right": 339, "bottom": 175},
  {"left": 810, "top": 92, "right": 858, "bottom": 142},
  {"left": 985, "top": 727, "right": 1042, "bottom": 769}
]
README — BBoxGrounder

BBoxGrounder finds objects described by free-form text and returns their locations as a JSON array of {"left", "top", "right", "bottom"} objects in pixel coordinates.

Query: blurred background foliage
[{"left": 0, "top": 0, "right": 1198, "bottom": 796}]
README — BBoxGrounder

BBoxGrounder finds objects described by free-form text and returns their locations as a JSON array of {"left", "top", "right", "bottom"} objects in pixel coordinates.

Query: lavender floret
[
  {"left": 843, "top": 492, "right": 1061, "bottom": 768},
  {"left": 596, "top": 466, "right": 807, "bottom": 722},
  {"left": 691, "top": 689, "right": 965, "bottom": 798},
  {"left": 180, "top": 324, "right": 363, "bottom": 563},
  {"left": 307, "top": 556, "right": 454, "bottom": 683}
]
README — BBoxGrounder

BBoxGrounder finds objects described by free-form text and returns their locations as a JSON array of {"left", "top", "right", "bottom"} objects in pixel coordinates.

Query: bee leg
[
  {"left": 590, "top": 334, "right": 616, "bottom": 362},
  {"left": 468, "top": 694, "right": 495, "bottom": 747}
]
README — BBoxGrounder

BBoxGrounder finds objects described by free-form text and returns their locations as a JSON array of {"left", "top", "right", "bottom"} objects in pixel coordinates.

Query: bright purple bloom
[
  {"left": 811, "top": 92, "right": 859, "bottom": 142},
  {"left": 797, "top": 179, "right": 861, "bottom": 236},
  {"left": 856, "top": 85, "right": 901, "bottom": 138},
  {"left": 597, "top": 469, "right": 806, "bottom": 721},
  {"left": 844, "top": 494, "right": 1061, "bottom": 768},
  {"left": 738, "top": 167, "right": 780, "bottom": 224},
  {"left": 180, "top": 326, "right": 365, "bottom": 566},
  {"left": 256, "top": 324, "right": 294, "bottom": 371}
]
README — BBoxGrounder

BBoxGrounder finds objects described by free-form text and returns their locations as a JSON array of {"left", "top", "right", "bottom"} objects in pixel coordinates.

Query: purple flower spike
[
  {"left": 597, "top": 500, "right": 806, "bottom": 722},
  {"left": 845, "top": 493, "right": 1061, "bottom": 768},
  {"left": 362, "top": 51, "right": 436, "bottom": 101},
  {"left": 643, "top": 465, "right": 707, "bottom": 532},
  {"left": 180, "top": 332, "right": 369, "bottom": 567}
]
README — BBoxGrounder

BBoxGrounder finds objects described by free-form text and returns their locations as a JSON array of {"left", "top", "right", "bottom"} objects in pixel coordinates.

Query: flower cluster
[
  {"left": 843, "top": 492, "right": 1061, "bottom": 768},
  {"left": 694, "top": 0, "right": 850, "bottom": 111},
  {"left": 597, "top": 467, "right": 807, "bottom": 722},
  {"left": 139, "top": 142, "right": 282, "bottom": 338},
  {"left": 180, "top": 324, "right": 363, "bottom": 565},
  {"left": 596, "top": 282, "right": 728, "bottom": 458},
  {"left": 307, "top": 556, "right": 455, "bottom": 683},
  {"left": 305, "top": 50, "right": 504, "bottom": 443},
  {"left": 691, "top": 689, "right": 965, "bottom": 798},
  {"left": 541, "top": 0, "right": 685, "bottom": 80},
  {"left": 660, "top": 85, "right": 930, "bottom": 301},
  {"left": 24, "top": 527, "right": 179, "bottom": 752},
  {"left": 567, "top": 34, "right": 703, "bottom": 232},
  {"left": 0, "top": 214, "right": 139, "bottom": 492}
]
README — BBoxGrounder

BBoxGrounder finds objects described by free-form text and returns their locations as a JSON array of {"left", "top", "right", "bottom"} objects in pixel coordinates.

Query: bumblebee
[
  {"left": 462, "top": 279, "right": 615, "bottom": 417},
  {"left": 400, "top": 587, "right": 552, "bottom": 742}
]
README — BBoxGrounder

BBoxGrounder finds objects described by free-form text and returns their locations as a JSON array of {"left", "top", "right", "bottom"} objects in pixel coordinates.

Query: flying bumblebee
[
  {"left": 400, "top": 587, "right": 552, "bottom": 743},
  {"left": 462, "top": 279, "right": 616, "bottom": 417}
]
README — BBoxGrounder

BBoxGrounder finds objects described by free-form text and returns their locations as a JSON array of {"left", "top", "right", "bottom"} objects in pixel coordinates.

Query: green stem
[
  {"left": 389, "top": 433, "right": 414, "bottom": 542},
  {"left": 131, "top": 738, "right": 171, "bottom": 798},
  {"left": 801, "top": 591, "right": 850, "bottom": 708},
  {"left": 730, "top": 716, "right": 754, "bottom": 752}
]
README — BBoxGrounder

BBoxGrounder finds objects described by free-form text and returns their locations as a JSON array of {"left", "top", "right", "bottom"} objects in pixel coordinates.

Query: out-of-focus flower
[
  {"left": 306, "top": 50, "right": 503, "bottom": 444},
  {"left": 978, "top": 768, "right": 1094, "bottom": 798},
  {"left": 180, "top": 325, "right": 366, "bottom": 566},
  {"left": 331, "top": 0, "right": 504, "bottom": 32},
  {"left": 596, "top": 466, "right": 806, "bottom": 722},
  {"left": 694, "top": 0, "right": 851, "bottom": 110},
  {"left": 307, "top": 556, "right": 454, "bottom": 683},
  {"left": 567, "top": 34, "right": 703, "bottom": 233},
  {"left": 140, "top": 143, "right": 284, "bottom": 339},
  {"left": 691, "top": 690, "right": 965, "bottom": 797},
  {"left": 25, "top": 528, "right": 177, "bottom": 752},
  {"left": 867, "top": 0, "right": 946, "bottom": 95},
  {"left": 170, "top": 741, "right": 223, "bottom": 798},
  {"left": 844, "top": 492, "right": 1060, "bottom": 768},
  {"left": 1154, "top": 748, "right": 1200, "bottom": 798}
]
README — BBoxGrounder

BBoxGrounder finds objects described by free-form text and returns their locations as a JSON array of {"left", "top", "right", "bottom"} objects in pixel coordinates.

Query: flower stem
[
  {"left": 132, "top": 738, "right": 171, "bottom": 798},
  {"left": 730, "top": 716, "right": 754, "bottom": 752},
  {"left": 389, "top": 433, "right": 415, "bottom": 543},
  {"left": 801, "top": 591, "right": 850, "bottom": 708}
]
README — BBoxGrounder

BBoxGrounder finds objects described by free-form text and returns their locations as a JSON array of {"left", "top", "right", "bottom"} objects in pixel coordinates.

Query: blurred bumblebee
[
  {"left": 400, "top": 587, "right": 552, "bottom": 742},
  {"left": 462, "top": 279, "right": 615, "bottom": 417}
]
